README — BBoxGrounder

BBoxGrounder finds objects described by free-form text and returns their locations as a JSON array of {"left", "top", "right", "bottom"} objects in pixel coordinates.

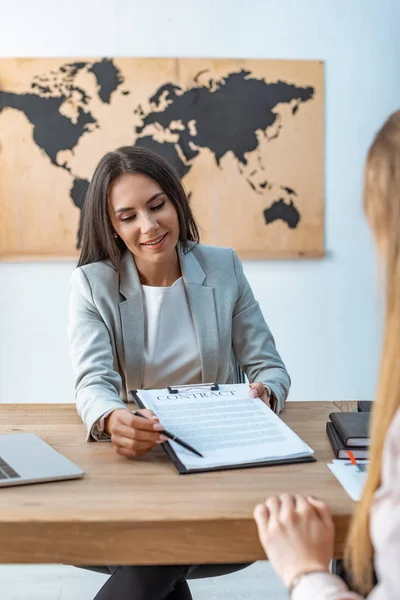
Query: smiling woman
[
  {"left": 78, "top": 146, "right": 199, "bottom": 276},
  {"left": 69, "top": 145, "right": 291, "bottom": 600},
  {"left": 108, "top": 171, "right": 181, "bottom": 285}
]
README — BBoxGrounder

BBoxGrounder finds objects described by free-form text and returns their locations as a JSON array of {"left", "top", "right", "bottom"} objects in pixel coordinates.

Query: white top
[
  {"left": 141, "top": 277, "right": 201, "bottom": 388},
  {"left": 91, "top": 277, "right": 201, "bottom": 439}
]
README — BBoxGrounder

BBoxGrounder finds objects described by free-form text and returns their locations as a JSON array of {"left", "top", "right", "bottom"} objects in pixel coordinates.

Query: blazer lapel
[
  {"left": 179, "top": 247, "right": 219, "bottom": 384},
  {"left": 118, "top": 246, "right": 220, "bottom": 388},
  {"left": 118, "top": 251, "right": 144, "bottom": 387}
]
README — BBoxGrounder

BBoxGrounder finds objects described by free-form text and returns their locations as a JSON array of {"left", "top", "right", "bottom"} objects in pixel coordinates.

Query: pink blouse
[{"left": 293, "top": 407, "right": 400, "bottom": 600}]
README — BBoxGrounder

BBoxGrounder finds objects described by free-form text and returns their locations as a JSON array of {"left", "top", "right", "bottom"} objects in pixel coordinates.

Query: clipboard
[
  {"left": 129, "top": 387, "right": 316, "bottom": 475},
  {"left": 162, "top": 445, "right": 316, "bottom": 475}
]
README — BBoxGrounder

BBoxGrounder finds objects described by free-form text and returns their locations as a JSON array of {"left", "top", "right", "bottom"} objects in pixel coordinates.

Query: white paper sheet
[
  {"left": 136, "top": 384, "right": 313, "bottom": 470},
  {"left": 327, "top": 460, "right": 369, "bottom": 501}
]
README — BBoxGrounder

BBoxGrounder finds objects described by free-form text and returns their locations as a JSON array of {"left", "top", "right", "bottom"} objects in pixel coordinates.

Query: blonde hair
[{"left": 345, "top": 110, "right": 400, "bottom": 594}]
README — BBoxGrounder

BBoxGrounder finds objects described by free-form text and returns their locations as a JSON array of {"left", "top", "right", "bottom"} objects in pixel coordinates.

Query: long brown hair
[
  {"left": 78, "top": 146, "right": 200, "bottom": 269},
  {"left": 345, "top": 110, "right": 400, "bottom": 593}
]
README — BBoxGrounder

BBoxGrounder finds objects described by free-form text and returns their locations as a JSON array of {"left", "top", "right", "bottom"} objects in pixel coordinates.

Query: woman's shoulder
[
  {"left": 70, "top": 258, "right": 118, "bottom": 291},
  {"left": 185, "top": 244, "right": 246, "bottom": 285},
  {"left": 187, "top": 243, "right": 240, "bottom": 274},
  {"left": 189, "top": 242, "right": 237, "bottom": 263}
]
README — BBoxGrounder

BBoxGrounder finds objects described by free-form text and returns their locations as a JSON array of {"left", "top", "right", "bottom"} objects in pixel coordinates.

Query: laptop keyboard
[{"left": 0, "top": 456, "right": 20, "bottom": 480}]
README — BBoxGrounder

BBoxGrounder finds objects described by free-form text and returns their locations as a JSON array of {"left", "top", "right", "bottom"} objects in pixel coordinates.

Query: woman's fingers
[
  {"left": 253, "top": 503, "right": 270, "bottom": 551},
  {"left": 249, "top": 382, "right": 266, "bottom": 399},
  {"left": 279, "top": 493, "right": 296, "bottom": 523},
  {"left": 138, "top": 409, "right": 158, "bottom": 420},
  {"left": 249, "top": 382, "right": 271, "bottom": 406},
  {"left": 112, "top": 426, "right": 163, "bottom": 444},
  {"left": 114, "top": 435, "right": 168, "bottom": 457},
  {"left": 295, "top": 493, "right": 313, "bottom": 514},
  {"left": 114, "top": 411, "right": 165, "bottom": 436},
  {"left": 131, "top": 414, "right": 164, "bottom": 432},
  {"left": 114, "top": 408, "right": 161, "bottom": 429},
  {"left": 306, "top": 496, "right": 334, "bottom": 529},
  {"left": 109, "top": 409, "right": 167, "bottom": 458},
  {"left": 253, "top": 503, "right": 269, "bottom": 528},
  {"left": 265, "top": 495, "right": 281, "bottom": 520},
  {"left": 256, "top": 494, "right": 333, "bottom": 530}
]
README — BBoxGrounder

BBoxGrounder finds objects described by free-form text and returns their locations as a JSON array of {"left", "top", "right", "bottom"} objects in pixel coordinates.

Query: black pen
[{"left": 132, "top": 410, "right": 203, "bottom": 458}]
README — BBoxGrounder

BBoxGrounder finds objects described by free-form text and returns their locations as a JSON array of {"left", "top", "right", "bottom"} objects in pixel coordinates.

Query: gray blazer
[{"left": 68, "top": 243, "right": 290, "bottom": 438}]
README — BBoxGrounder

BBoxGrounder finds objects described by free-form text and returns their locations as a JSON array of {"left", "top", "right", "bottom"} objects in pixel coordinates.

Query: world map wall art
[{"left": 0, "top": 58, "right": 324, "bottom": 260}]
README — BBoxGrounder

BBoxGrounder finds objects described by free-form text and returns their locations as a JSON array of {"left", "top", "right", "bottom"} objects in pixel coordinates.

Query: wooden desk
[{"left": 0, "top": 401, "right": 356, "bottom": 565}]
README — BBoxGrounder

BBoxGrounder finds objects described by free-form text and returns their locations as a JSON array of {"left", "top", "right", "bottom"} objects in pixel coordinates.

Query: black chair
[{"left": 232, "top": 355, "right": 246, "bottom": 384}]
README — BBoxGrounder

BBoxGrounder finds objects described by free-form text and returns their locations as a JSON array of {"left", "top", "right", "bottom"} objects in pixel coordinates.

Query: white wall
[{"left": 1, "top": 0, "right": 399, "bottom": 404}]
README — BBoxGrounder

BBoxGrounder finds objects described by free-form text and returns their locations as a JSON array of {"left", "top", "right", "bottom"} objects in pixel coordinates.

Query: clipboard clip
[{"left": 167, "top": 382, "right": 219, "bottom": 394}]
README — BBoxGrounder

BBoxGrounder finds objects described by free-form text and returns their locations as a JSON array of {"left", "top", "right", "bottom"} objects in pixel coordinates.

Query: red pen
[{"left": 346, "top": 450, "right": 367, "bottom": 472}]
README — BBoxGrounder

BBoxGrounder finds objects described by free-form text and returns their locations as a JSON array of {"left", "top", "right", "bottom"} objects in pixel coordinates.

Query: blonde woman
[{"left": 254, "top": 110, "right": 400, "bottom": 599}]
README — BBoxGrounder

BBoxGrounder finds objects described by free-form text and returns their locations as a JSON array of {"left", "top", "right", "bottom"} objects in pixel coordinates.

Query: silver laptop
[{"left": 0, "top": 433, "right": 84, "bottom": 487}]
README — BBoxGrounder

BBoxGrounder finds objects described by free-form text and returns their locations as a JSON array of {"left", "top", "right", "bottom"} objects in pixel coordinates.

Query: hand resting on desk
[
  {"left": 104, "top": 408, "right": 168, "bottom": 458},
  {"left": 254, "top": 494, "right": 334, "bottom": 590}
]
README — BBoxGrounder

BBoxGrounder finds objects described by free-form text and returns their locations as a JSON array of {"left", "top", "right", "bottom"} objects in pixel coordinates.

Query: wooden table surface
[{"left": 0, "top": 401, "right": 357, "bottom": 565}]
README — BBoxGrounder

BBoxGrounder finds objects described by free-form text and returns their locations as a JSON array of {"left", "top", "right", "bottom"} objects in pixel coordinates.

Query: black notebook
[
  {"left": 328, "top": 412, "right": 370, "bottom": 447},
  {"left": 357, "top": 401, "right": 373, "bottom": 413},
  {"left": 326, "top": 422, "right": 369, "bottom": 459},
  {"left": 130, "top": 384, "right": 316, "bottom": 474}
]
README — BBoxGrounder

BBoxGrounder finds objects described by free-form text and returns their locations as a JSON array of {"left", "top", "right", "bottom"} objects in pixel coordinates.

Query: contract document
[{"left": 132, "top": 384, "right": 315, "bottom": 474}]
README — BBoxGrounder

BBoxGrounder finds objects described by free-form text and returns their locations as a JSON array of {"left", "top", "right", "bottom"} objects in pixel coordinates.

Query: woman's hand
[
  {"left": 104, "top": 408, "right": 168, "bottom": 458},
  {"left": 253, "top": 494, "right": 334, "bottom": 588},
  {"left": 249, "top": 382, "right": 271, "bottom": 407}
]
